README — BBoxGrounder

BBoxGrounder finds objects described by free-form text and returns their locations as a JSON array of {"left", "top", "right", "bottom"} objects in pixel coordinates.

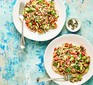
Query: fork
[
  {"left": 36, "top": 74, "right": 72, "bottom": 82},
  {"left": 19, "top": 2, "right": 25, "bottom": 50}
]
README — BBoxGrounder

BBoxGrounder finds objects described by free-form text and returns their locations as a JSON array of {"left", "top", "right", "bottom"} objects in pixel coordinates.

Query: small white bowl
[{"left": 66, "top": 18, "right": 81, "bottom": 32}]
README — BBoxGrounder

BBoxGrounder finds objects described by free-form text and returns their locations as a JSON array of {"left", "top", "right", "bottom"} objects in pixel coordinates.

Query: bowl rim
[{"left": 66, "top": 18, "right": 81, "bottom": 32}]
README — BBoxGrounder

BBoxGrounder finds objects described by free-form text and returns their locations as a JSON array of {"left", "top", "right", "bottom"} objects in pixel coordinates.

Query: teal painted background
[{"left": 0, "top": 0, "right": 93, "bottom": 85}]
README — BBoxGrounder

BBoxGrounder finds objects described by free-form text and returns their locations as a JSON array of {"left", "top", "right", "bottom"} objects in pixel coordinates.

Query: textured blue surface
[{"left": 0, "top": 0, "right": 93, "bottom": 85}]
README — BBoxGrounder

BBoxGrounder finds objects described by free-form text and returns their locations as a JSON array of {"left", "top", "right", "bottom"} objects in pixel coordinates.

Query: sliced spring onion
[
  {"left": 77, "top": 75, "right": 82, "bottom": 80},
  {"left": 65, "top": 67, "right": 71, "bottom": 73},
  {"left": 53, "top": 62, "right": 58, "bottom": 67},
  {"left": 70, "top": 56, "right": 74, "bottom": 61},
  {"left": 82, "top": 56, "right": 87, "bottom": 60},
  {"left": 25, "top": 8, "right": 31, "bottom": 12}
]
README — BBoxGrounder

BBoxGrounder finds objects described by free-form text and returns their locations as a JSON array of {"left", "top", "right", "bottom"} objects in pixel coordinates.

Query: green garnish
[
  {"left": 50, "top": 11, "right": 56, "bottom": 15},
  {"left": 65, "top": 67, "right": 71, "bottom": 73},
  {"left": 74, "top": 65, "right": 80, "bottom": 70},
  {"left": 38, "top": 0, "right": 44, "bottom": 3},
  {"left": 77, "top": 75, "right": 82, "bottom": 80},
  {"left": 53, "top": 62, "right": 58, "bottom": 67},
  {"left": 85, "top": 59, "right": 90, "bottom": 63},
  {"left": 70, "top": 56, "right": 74, "bottom": 61},
  {"left": 79, "top": 54, "right": 82, "bottom": 59},
  {"left": 82, "top": 56, "right": 87, "bottom": 60},
  {"left": 25, "top": 8, "right": 31, "bottom": 12}
]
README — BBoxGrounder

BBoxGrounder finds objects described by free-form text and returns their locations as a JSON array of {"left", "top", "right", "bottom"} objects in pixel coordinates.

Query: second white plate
[{"left": 44, "top": 34, "right": 93, "bottom": 85}]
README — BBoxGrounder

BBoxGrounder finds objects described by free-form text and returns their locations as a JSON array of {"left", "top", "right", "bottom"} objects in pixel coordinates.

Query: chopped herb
[
  {"left": 53, "top": 62, "right": 58, "bottom": 67},
  {"left": 65, "top": 67, "right": 71, "bottom": 73}
]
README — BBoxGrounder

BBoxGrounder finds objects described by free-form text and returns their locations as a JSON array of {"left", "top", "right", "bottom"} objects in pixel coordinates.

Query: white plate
[
  {"left": 13, "top": 0, "right": 66, "bottom": 41},
  {"left": 44, "top": 34, "right": 93, "bottom": 85}
]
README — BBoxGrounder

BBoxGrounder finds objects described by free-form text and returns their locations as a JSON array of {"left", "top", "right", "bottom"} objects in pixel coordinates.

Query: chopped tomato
[
  {"left": 72, "top": 60, "right": 75, "bottom": 63},
  {"left": 82, "top": 52, "right": 85, "bottom": 56},
  {"left": 33, "top": 21, "right": 36, "bottom": 25},
  {"left": 45, "top": 2, "right": 49, "bottom": 6},
  {"left": 54, "top": 57, "right": 59, "bottom": 61},
  {"left": 54, "top": 48, "right": 57, "bottom": 51},
  {"left": 26, "top": 23, "right": 30, "bottom": 28},
  {"left": 30, "top": 0, "right": 33, "bottom": 2},
  {"left": 68, "top": 56, "right": 70, "bottom": 59},
  {"left": 69, "top": 44, "right": 72, "bottom": 48},
  {"left": 26, "top": 20, "right": 30, "bottom": 23},
  {"left": 36, "top": 7, "right": 38, "bottom": 11},
  {"left": 70, "top": 52, "right": 76, "bottom": 55},
  {"left": 74, "top": 55, "right": 77, "bottom": 58},
  {"left": 60, "top": 61, "right": 63, "bottom": 65},
  {"left": 65, "top": 43, "right": 69, "bottom": 47},
  {"left": 53, "top": 52, "right": 57, "bottom": 57},
  {"left": 66, "top": 60, "right": 70, "bottom": 65}
]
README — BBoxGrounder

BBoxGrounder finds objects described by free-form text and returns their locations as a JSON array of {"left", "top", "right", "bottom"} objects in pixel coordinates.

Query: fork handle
[
  {"left": 20, "top": 20, "right": 25, "bottom": 49},
  {"left": 20, "top": 35, "right": 25, "bottom": 46},
  {"left": 37, "top": 77, "right": 64, "bottom": 82}
]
